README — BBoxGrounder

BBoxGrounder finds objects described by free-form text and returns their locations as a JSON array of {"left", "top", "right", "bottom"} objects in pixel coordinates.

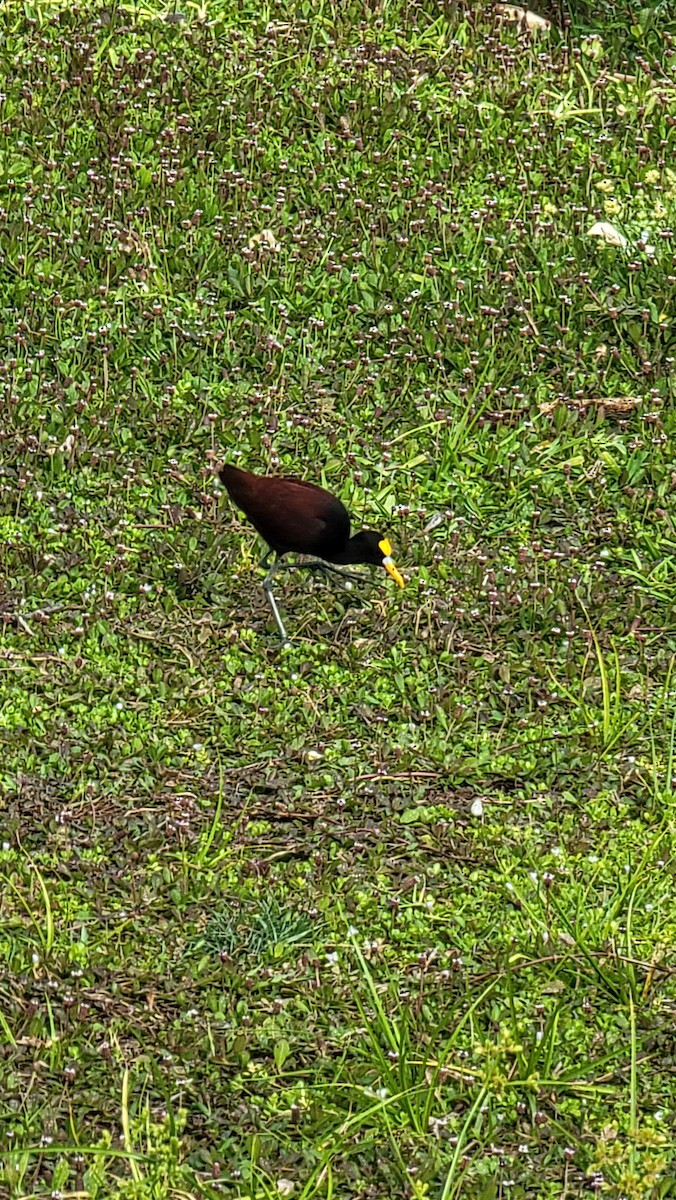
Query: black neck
[{"left": 325, "top": 534, "right": 372, "bottom": 566}]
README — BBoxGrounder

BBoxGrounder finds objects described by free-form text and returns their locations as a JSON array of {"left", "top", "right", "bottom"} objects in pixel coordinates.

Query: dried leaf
[
  {"left": 587, "top": 221, "right": 628, "bottom": 248},
  {"left": 248, "top": 228, "right": 281, "bottom": 252},
  {"left": 424, "top": 512, "right": 445, "bottom": 534},
  {"left": 115, "top": 226, "right": 150, "bottom": 259},
  {"left": 495, "top": 4, "right": 551, "bottom": 31},
  {"left": 539, "top": 395, "right": 642, "bottom": 417},
  {"left": 525, "top": 8, "right": 551, "bottom": 30},
  {"left": 596, "top": 396, "right": 642, "bottom": 415}
]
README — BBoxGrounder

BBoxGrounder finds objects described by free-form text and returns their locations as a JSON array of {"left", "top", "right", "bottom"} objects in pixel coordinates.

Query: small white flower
[{"left": 639, "top": 230, "right": 656, "bottom": 256}]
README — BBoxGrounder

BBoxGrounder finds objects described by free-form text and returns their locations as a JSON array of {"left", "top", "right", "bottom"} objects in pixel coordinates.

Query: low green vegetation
[{"left": 1, "top": 0, "right": 676, "bottom": 1195}]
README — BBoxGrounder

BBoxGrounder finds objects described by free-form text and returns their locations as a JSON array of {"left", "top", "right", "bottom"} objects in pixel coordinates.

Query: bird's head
[{"left": 354, "top": 531, "right": 405, "bottom": 587}]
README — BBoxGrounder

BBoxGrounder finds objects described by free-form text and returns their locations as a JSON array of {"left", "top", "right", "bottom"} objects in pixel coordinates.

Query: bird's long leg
[
  {"left": 318, "top": 563, "right": 378, "bottom": 585},
  {"left": 262, "top": 558, "right": 290, "bottom": 646},
  {"left": 277, "top": 560, "right": 379, "bottom": 586},
  {"left": 259, "top": 552, "right": 378, "bottom": 646}
]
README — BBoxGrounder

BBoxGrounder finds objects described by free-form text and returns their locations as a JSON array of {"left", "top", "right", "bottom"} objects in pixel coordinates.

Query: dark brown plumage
[{"left": 219, "top": 462, "right": 404, "bottom": 643}]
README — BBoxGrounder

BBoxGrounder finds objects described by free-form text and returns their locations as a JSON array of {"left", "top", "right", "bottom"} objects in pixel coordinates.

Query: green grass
[{"left": 1, "top": 0, "right": 676, "bottom": 1195}]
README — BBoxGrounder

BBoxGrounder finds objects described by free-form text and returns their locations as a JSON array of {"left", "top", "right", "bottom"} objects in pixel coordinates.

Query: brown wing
[{"left": 220, "top": 466, "right": 351, "bottom": 556}]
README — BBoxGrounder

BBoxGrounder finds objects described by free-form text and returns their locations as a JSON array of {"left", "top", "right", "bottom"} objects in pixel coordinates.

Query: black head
[{"left": 348, "top": 531, "right": 405, "bottom": 586}]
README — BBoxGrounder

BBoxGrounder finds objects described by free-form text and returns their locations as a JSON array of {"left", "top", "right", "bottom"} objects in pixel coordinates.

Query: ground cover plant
[{"left": 1, "top": 0, "right": 676, "bottom": 1195}]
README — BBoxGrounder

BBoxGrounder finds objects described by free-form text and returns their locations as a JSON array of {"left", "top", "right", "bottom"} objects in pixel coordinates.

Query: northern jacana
[{"left": 219, "top": 462, "right": 405, "bottom": 644}]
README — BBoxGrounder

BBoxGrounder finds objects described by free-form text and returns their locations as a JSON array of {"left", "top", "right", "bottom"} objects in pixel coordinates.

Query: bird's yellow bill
[{"left": 379, "top": 540, "right": 405, "bottom": 588}]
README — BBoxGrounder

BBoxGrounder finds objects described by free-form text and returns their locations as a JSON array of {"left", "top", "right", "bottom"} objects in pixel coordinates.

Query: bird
[{"left": 218, "top": 462, "right": 405, "bottom": 645}]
